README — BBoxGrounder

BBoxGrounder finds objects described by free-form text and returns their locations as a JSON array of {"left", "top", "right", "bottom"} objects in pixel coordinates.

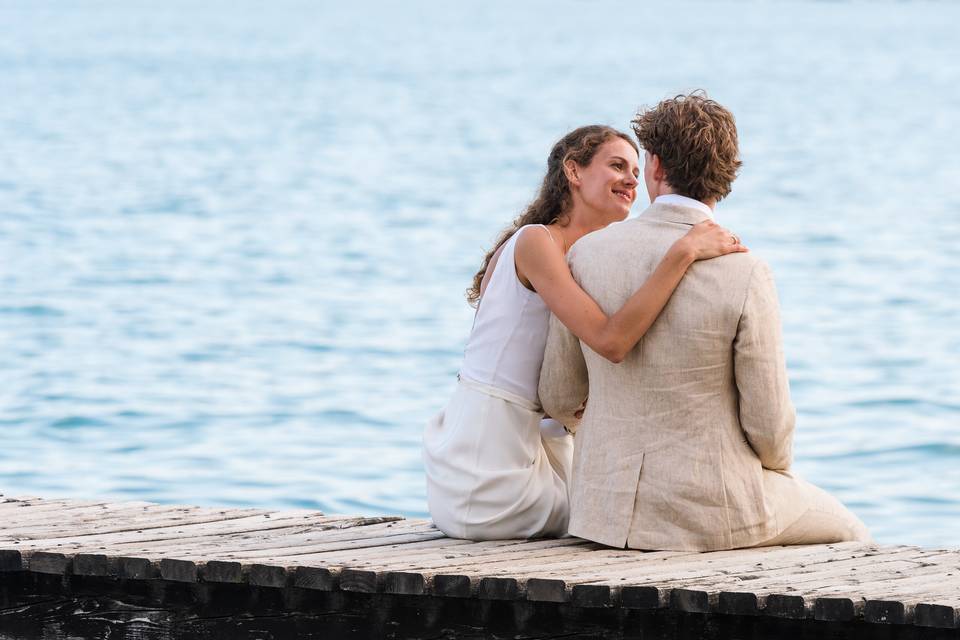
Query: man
[{"left": 539, "top": 93, "right": 870, "bottom": 551}]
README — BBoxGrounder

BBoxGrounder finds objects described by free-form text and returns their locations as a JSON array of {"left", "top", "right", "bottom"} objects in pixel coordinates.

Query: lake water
[{"left": 1, "top": 0, "right": 958, "bottom": 547}]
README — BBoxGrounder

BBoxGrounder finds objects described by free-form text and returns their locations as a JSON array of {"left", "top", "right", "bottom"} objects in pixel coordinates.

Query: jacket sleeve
[
  {"left": 539, "top": 308, "right": 589, "bottom": 434},
  {"left": 733, "top": 260, "right": 796, "bottom": 471}
]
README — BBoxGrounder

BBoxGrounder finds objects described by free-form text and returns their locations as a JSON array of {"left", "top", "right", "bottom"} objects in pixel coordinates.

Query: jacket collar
[{"left": 638, "top": 201, "right": 713, "bottom": 227}]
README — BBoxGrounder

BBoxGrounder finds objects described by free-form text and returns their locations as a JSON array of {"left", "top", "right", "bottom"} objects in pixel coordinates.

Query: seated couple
[{"left": 423, "top": 92, "right": 871, "bottom": 551}]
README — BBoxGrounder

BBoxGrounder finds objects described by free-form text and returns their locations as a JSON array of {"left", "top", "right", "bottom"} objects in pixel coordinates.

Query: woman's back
[{"left": 459, "top": 225, "right": 551, "bottom": 405}]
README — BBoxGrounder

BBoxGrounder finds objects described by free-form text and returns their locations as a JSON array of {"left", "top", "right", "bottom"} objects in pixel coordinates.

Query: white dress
[{"left": 423, "top": 225, "right": 574, "bottom": 540}]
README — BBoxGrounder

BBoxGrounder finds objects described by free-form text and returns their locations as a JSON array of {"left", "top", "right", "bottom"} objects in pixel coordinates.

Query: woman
[{"left": 424, "top": 125, "right": 746, "bottom": 540}]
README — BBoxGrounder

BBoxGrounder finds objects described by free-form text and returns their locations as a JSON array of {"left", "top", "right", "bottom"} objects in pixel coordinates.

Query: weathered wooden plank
[
  {"left": 84, "top": 517, "right": 424, "bottom": 558},
  {"left": 248, "top": 539, "right": 479, "bottom": 571},
  {"left": 4, "top": 506, "right": 272, "bottom": 540},
  {"left": 200, "top": 560, "right": 243, "bottom": 584},
  {"left": 670, "top": 588, "right": 713, "bottom": 613},
  {"left": 286, "top": 539, "right": 596, "bottom": 602},
  {"left": 433, "top": 574, "right": 473, "bottom": 598},
  {"left": 454, "top": 542, "right": 878, "bottom": 606},
  {"left": 683, "top": 546, "right": 933, "bottom": 602},
  {"left": 0, "top": 503, "right": 205, "bottom": 534},
  {"left": 840, "top": 573, "right": 960, "bottom": 626},
  {"left": 159, "top": 558, "right": 197, "bottom": 582},
  {"left": 383, "top": 571, "right": 426, "bottom": 595},
  {"left": 98, "top": 525, "right": 447, "bottom": 565},
  {"left": 571, "top": 584, "right": 612, "bottom": 608},
  {"left": 331, "top": 542, "right": 868, "bottom": 605},
  {"left": 283, "top": 544, "right": 606, "bottom": 600},
  {"left": 620, "top": 546, "right": 930, "bottom": 619},
  {"left": 292, "top": 566, "right": 335, "bottom": 591},
  {"left": 73, "top": 553, "right": 110, "bottom": 577},
  {"left": 116, "top": 556, "right": 154, "bottom": 579},
  {"left": 813, "top": 596, "right": 860, "bottom": 622},
  {"left": 572, "top": 545, "right": 891, "bottom": 597},
  {"left": 278, "top": 537, "right": 591, "bottom": 573},
  {"left": 622, "top": 585, "right": 667, "bottom": 609},
  {"left": 915, "top": 603, "right": 960, "bottom": 629},
  {"left": 571, "top": 543, "right": 885, "bottom": 587},
  {"left": 74, "top": 525, "right": 453, "bottom": 566},
  {"left": 251, "top": 534, "right": 467, "bottom": 566},
  {"left": 28, "top": 551, "right": 71, "bottom": 575},
  {"left": 214, "top": 525, "right": 450, "bottom": 562},
  {"left": 6, "top": 513, "right": 391, "bottom": 551},
  {"left": 478, "top": 576, "right": 520, "bottom": 600},
  {"left": 409, "top": 547, "right": 687, "bottom": 583},
  {"left": 706, "top": 555, "right": 950, "bottom": 622},
  {"left": 0, "top": 529, "right": 442, "bottom": 562},
  {"left": 767, "top": 553, "right": 960, "bottom": 623},
  {"left": 525, "top": 577, "right": 567, "bottom": 603},
  {"left": 248, "top": 563, "right": 287, "bottom": 588},
  {"left": 0, "top": 549, "right": 23, "bottom": 571},
  {"left": 0, "top": 499, "right": 116, "bottom": 516},
  {"left": 340, "top": 568, "right": 379, "bottom": 593},
  {"left": 519, "top": 544, "right": 903, "bottom": 618}
]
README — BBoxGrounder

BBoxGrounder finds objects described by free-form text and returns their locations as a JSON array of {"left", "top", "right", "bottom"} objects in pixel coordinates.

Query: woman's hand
[{"left": 675, "top": 220, "right": 748, "bottom": 261}]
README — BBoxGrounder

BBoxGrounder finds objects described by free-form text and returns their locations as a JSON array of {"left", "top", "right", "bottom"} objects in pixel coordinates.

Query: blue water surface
[{"left": 0, "top": 0, "right": 958, "bottom": 546}]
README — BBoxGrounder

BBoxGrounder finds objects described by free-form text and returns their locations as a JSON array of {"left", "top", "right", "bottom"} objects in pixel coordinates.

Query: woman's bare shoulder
[{"left": 515, "top": 224, "right": 562, "bottom": 262}]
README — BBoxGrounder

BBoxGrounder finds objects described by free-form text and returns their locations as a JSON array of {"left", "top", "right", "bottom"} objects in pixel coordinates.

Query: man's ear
[
  {"left": 563, "top": 159, "right": 581, "bottom": 187},
  {"left": 649, "top": 153, "right": 666, "bottom": 182}
]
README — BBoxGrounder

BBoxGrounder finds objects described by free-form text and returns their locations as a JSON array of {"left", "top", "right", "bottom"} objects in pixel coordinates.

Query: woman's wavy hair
[
  {"left": 632, "top": 91, "right": 741, "bottom": 202},
  {"left": 466, "top": 125, "right": 637, "bottom": 307}
]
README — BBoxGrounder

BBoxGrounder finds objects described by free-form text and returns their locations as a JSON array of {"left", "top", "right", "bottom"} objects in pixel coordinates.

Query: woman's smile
[{"left": 612, "top": 186, "right": 635, "bottom": 204}]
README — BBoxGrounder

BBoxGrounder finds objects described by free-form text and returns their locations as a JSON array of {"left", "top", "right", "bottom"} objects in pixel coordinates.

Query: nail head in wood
[{"left": 865, "top": 600, "right": 907, "bottom": 625}]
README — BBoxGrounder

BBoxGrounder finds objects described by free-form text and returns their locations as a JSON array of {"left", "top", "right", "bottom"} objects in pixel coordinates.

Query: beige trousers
[{"left": 756, "top": 477, "right": 873, "bottom": 546}]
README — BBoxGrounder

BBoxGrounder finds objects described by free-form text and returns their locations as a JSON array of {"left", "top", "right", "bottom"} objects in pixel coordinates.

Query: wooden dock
[{"left": 0, "top": 496, "right": 958, "bottom": 638}]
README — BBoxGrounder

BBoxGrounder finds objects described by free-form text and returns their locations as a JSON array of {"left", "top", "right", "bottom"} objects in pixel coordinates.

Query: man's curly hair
[{"left": 632, "top": 92, "right": 741, "bottom": 202}]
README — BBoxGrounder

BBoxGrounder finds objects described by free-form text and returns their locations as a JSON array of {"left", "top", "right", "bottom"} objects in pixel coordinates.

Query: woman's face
[{"left": 573, "top": 138, "right": 640, "bottom": 220}]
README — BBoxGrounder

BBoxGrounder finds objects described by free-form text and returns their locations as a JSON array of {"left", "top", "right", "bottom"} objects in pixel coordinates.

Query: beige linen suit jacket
[{"left": 539, "top": 202, "right": 811, "bottom": 551}]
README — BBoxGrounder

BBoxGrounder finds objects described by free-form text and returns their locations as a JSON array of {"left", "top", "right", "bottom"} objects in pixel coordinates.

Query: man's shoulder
[
  {"left": 568, "top": 218, "right": 646, "bottom": 262},
  {"left": 569, "top": 219, "right": 770, "bottom": 276},
  {"left": 708, "top": 249, "right": 767, "bottom": 273}
]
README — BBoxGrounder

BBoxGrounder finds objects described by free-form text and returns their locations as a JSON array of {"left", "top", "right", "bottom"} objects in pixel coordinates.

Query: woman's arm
[{"left": 516, "top": 221, "right": 745, "bottom": 363}]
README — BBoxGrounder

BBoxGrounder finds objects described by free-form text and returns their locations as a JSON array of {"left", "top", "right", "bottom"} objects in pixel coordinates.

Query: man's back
[{"left": 539, "top": 201, "right": 807, "bottom": 551}]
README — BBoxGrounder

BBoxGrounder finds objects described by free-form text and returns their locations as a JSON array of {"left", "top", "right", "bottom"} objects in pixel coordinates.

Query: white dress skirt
[{"left": 423, "top": 375, "right": 573, "bottom": 540}]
